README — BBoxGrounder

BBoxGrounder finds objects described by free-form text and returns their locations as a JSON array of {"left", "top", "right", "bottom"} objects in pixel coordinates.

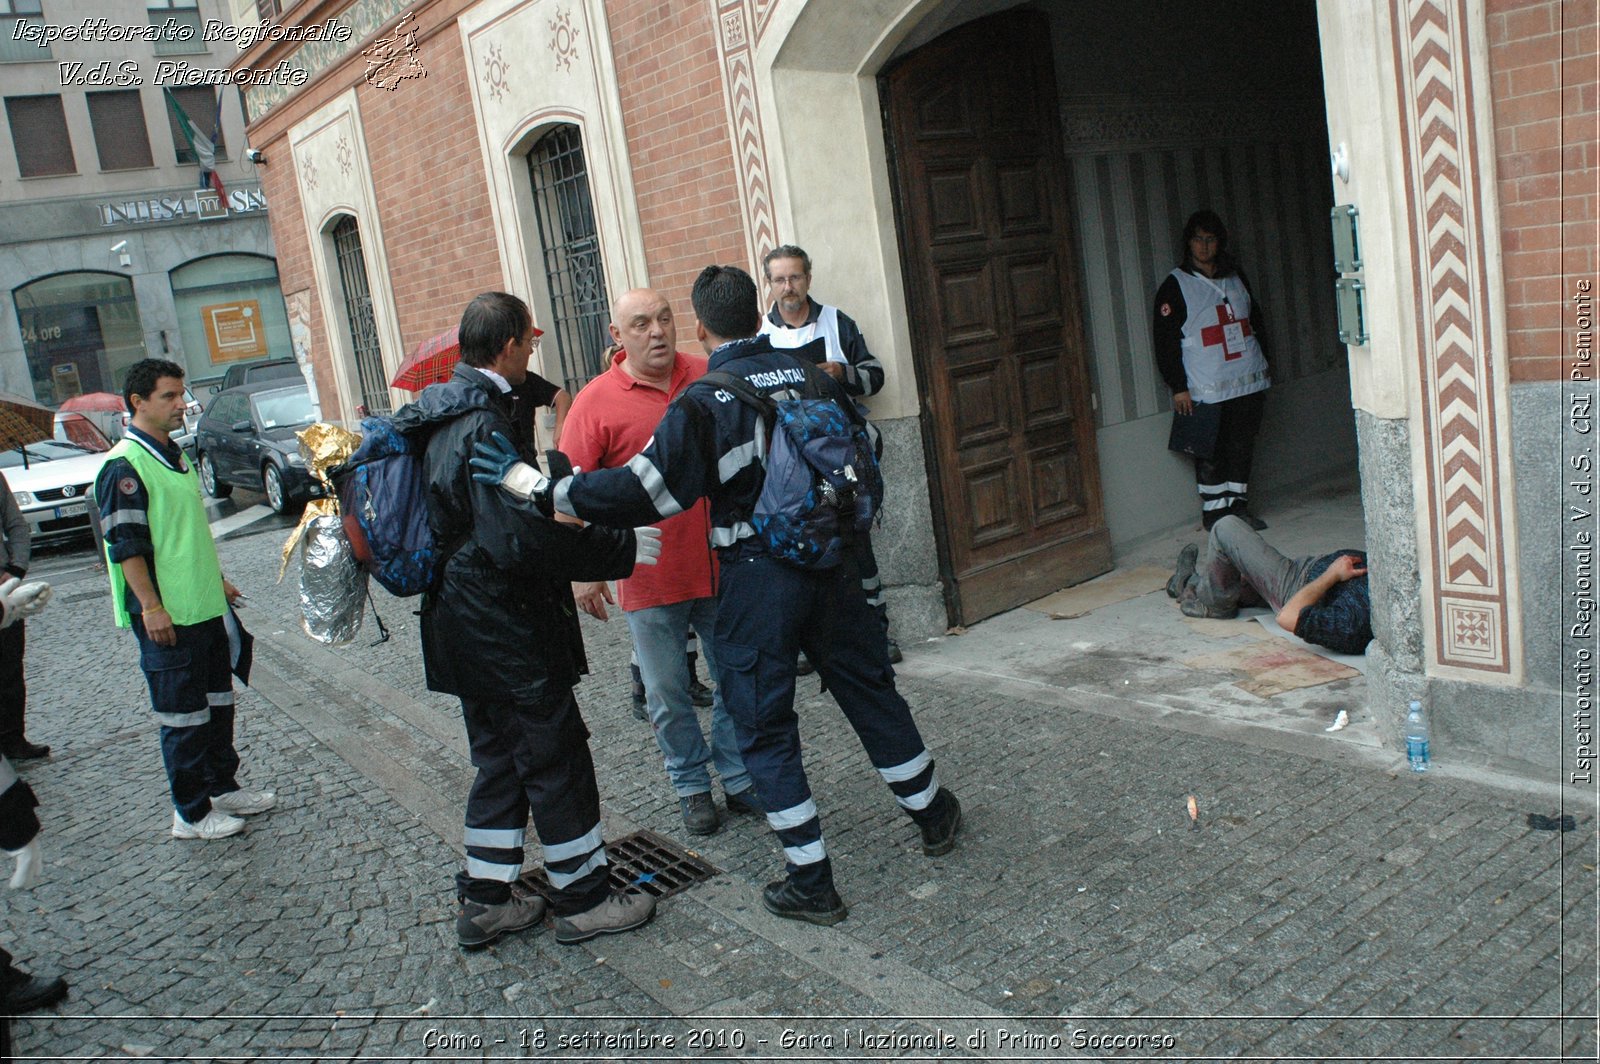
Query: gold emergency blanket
[{"left": 280, "top": 423, "right": 368, "bottom": 645}]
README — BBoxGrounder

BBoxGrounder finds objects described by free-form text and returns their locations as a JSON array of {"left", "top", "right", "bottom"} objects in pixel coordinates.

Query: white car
[{"left": 1, "top": 440, "right": 107, "bottom": 542}]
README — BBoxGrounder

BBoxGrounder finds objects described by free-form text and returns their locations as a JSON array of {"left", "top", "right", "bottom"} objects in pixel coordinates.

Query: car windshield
[
  {"left": 251, "top": 387, "right": 316, "bottom": 430},
  {"left": 0, "top": 441, "right": 97, "bottom": 469}
]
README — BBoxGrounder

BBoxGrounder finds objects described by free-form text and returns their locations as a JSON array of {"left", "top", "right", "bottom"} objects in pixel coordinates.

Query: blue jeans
[{"left": 626, "top": 597, "right": 752, "bottom": 798}]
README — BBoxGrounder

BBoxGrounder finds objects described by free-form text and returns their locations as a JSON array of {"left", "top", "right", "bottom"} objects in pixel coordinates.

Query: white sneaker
[
  {"left": 172, "top": 809, "right": 246, "bottom": 840},
  {"left": 211, "top": 788, "right": 276, "bottom": 816}
]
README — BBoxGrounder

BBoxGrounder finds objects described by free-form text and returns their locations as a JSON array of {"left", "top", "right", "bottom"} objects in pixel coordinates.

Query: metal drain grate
[
  {"left": 61, "top": 590, "right": 108, "bottom": 604},
  {"left": 516, "top": 829, "right": 718, "bottom": 903}
]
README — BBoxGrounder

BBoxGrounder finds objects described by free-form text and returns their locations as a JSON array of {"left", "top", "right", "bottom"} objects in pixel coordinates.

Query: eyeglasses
[{"left": 769, "top": 274, "right": 808, "bottom": 287}]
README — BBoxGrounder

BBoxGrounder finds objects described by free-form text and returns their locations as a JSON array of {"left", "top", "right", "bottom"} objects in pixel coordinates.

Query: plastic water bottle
[{"left": 1405, "top": 700, "right": 1430, "bottom": 772}]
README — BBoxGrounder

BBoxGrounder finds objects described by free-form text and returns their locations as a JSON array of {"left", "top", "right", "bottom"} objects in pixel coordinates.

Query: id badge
[{"left": 1223, "top": 322, "right": 1246, "bottom": 350}]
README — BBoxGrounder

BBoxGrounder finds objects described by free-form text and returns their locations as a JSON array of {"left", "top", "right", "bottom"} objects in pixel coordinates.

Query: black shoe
[
  {"left": 679, "top": 792, "right": 721, "bottom": 835},
  {"left": 1167, "top": 543, "right": 1199, "bottom": 599},
  {"left": 1243, "top": 511, "right": 1268, "bottom": 531},
  {"left": 1, "top": 973, "right": 68, "bottom": 1013},
  {"left": 886, "top": 639, "right": 903, "bottom": 664},
  {"left": 724, "top": 788, "right": 762, "bottom": 817},
  {"left": 1, "top": 738, "right": 48, "bottom": 760},
  {"left": 917, "top": 788, "right": 962, "bottom": 856},
  {"left": 688, "top": 678, "right": 714, "bottom": 708},
  {"left": 762, "top": 878, "right": 847, "bottom": 926},
  {"left": 795, "top": 652, "right": 814, "bottom": 677}
]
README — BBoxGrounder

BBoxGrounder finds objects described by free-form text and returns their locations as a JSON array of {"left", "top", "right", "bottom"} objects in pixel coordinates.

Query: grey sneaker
[
  {"left": 211, "top": 788, "right": 276, "bottom": 816},
  {"left": 456, "top": 893, "right": 547, "bottom": 950},
  {"left": 1167, "top": 543, "right": 1199, "bottom": 599},
  {"left": 552, "top": 891, "right": 656, "bottom": 944},
  {"left": 172, "top": 809, "right": 246, "bottom": 840},
  {"left": 680, "top": 792, "right": 720, "bottom": 835}
]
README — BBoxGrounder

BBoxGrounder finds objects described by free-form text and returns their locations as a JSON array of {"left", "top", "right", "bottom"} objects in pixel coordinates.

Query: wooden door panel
[
  {"left": 1028, "top": 444, "right": 1086, "bottom": 525},
  {"left": 1005, "top": 255, "right": 1062, "bottom": 331},
  {"left": 996, "top": 163, "right": 1049, "bottom": 235},
  {"left": 963, "top": 458, "right": 1023, "bottom": 547},
  {"left": 886, "top": 8, "right": 1111, "bottom": 625},
  {"left": 948, "top": 360, "right": 1011, "bottom": 447},
  {"left": 933, "top": 263, "right": 998, "bottom": 346}
]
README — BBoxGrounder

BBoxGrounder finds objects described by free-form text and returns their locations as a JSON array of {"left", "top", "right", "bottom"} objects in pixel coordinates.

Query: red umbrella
[
  {"left": 390, "top": 324, "right": 544, "bottom": 391},
  {"left": 59, "top": 391, "right": 127, "bottom": 414}
]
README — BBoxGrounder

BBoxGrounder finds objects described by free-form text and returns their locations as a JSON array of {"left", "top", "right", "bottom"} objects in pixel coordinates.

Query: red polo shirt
[{"left": 561, "top": 349, "right": 717, "bottom": 611}]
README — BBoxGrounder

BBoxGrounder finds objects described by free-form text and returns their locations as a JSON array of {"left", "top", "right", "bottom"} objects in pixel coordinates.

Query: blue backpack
[
  {"left": 331, "top": 416, "right": 452, "bottom": 597},
  {"left": 703, "top": 364, "right": 883, "bottom": 570}
]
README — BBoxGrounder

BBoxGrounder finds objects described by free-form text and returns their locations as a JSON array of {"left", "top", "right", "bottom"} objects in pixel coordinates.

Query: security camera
[
  {"left": 110, "top": 240, "right": 127, "bottom": 253},
  {"left": 245, "top": 147, "right": 265, "bottom": 164}
]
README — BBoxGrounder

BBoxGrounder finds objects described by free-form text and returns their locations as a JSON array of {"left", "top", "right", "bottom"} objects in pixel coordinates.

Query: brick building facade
[{"left": 231, "top": 0, "right": 1596, "bottom": 782}]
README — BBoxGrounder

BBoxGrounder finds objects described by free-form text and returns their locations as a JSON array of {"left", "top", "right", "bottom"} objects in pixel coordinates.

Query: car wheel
[
  {"left": 262, "top": 462, "right": 298, "bottom": 514},
  {"left": 199, "top": 453, "right": 232, "bottom": 498}
]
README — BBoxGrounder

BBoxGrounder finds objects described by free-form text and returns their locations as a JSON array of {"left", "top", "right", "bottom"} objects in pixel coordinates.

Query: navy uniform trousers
[
  {"left": 133, "top": 614, "right": 240, "bottom": 824},
  {"left": 712, "top": 547, "right": 942, "bottom": 891},
  {"left": 457, "top": 690, "right": 611, "bottom": 917}
]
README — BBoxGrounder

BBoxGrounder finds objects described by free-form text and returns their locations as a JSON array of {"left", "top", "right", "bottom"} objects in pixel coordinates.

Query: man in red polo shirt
[{"left": 561, "top": 288, "right": 758, "bottom": 836}]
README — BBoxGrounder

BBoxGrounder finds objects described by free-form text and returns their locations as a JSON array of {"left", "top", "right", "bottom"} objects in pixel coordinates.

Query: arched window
[
  {"left": 329, "top": 215, "right": 390, "bottom": 415},
  {"left": 169, "top": 254, "right": 290, "bottom": 387},
  {"left": 12, "top": 271, "right": 143, "bottom": 404},
  {"left": 527, "top": 125, "right": 609, "bottom": 394}
]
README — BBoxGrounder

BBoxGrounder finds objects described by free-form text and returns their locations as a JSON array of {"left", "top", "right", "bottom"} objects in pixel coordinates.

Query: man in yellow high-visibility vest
[{"left": 95, "top": 359, "right": 274, "bottom": 841}]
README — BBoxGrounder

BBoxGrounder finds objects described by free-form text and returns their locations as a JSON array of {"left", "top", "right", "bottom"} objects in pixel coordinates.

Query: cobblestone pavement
[{"left": 2, "top": 523, "right": 1594, "bottom": 1061}]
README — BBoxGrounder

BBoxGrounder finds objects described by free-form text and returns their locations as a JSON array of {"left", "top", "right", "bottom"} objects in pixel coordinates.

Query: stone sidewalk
[{"left": 2, "top": 523, "right": 1594, "bottom": 1061}]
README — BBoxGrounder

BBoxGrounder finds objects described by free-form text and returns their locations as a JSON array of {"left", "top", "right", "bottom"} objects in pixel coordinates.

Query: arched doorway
[{"left": 873, "top": 0, "right": 1351, "bottom": 625}]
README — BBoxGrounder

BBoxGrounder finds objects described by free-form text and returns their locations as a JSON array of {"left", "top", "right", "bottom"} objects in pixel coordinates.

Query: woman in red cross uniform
[{"left": 1151, "top": 209, "right": 1272, "bottom": 530}]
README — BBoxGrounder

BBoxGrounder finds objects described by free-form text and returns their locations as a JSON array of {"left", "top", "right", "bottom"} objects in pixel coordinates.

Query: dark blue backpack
[
  {"left": 704, "top": 364, "right": 883, "bottom": 570},
  {"left": 331, "top": 416, "right": 448, "bottom": 597}
]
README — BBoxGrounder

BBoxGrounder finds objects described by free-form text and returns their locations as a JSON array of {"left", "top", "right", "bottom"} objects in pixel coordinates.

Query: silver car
[{"left": 2, "top": 440, "right": 108, "bottom": 542}]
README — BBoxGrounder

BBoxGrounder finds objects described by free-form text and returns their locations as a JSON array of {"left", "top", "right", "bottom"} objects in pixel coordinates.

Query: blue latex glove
[{"left": 470, "top": 432, "right": 549, "bottom": 500}]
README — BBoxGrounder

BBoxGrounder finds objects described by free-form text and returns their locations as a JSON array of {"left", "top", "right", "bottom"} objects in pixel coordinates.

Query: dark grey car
[{"left": 194, "top": 380, "right": 326, "bottom": 514}]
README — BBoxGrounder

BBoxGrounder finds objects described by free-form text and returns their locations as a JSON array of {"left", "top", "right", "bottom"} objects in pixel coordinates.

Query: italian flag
[{"left": 164, "top": 88, "right": 225, "bottom": 200}]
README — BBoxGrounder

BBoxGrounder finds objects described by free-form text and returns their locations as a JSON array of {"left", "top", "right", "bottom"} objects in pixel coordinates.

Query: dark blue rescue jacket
[{"left": 555, "top": 335, "right": 858, "bottom": 563}]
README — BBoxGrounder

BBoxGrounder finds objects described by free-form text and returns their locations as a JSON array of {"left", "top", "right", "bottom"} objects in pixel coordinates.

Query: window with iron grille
[
  {"left": 166, "top": 86, "right": 227, "bottom": 164},
  {"left": 527, "top": 125, "right": 610, "bottom": 396},
  {"left": 0, "top": 0, "right": 50, "bottom": 63},
  {"left": 5, "top": 94, "right": 74, "bottom": 176},
  {"left": 331, "top": 216, "right": 391, "bottom": 416},
  {"left": 148, "top": 0, "right": 205, "bottom": 55},
  {"left": 88, "top": 91, "right": 154, "bottom": 171}
]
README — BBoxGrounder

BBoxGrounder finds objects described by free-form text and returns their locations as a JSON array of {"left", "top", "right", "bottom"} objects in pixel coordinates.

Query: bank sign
[{"left": 96, "top": 187, "right": 268, "bottom": 228}]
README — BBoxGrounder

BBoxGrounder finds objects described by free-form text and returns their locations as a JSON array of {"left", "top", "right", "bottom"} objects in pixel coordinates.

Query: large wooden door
[{"left": 884, "top": 8, "right": 1111, "bottom": 625}]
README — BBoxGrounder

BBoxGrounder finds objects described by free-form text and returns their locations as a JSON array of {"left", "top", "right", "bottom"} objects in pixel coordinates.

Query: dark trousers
[
  {"left": 457, "top": 692, "right": 610, "bottom": 916},
  {"left": 0, "top": 943, "right": 14, "bottom": 1057},
  {"left": 0, "top": 621, "right": 25, "bottom": 746},
  {"left": 855, "top": 535, "right": 889, "bottom": 637},
  {"left": 713, "top": 550, "right": 941, "bottom": 892},
  {"left": 133, "top": 615, "right": 240, "bottom": 823},
  {"left": 1195, "top": 390, "right": 1266, "bottom": 529}
]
